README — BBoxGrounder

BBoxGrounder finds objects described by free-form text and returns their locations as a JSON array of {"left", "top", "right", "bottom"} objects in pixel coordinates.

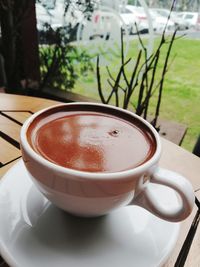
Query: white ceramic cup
[{"left": 20, "top": 102, "right": 195, "bottom": 222}]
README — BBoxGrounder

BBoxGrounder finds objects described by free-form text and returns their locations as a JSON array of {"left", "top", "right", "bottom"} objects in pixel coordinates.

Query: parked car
[
  {"left": 171, "top": 11, "right": 189, "bottom": 30},
  {"left": 35, "top": 3, "right": 53, "bottom": 31},
  {"left": 85, "top": 9, "right": 117, "bottom": 40},
  {"left": 120, "top": 6, "right": 137, "bottom": 34},
  {"left": 123, "top": 5, "right": 150, "bottom": 34},
  {"left": 35, "top": 3, "right": 55, "bottom": 44},
  {"left": 35, "top": 1, "right": 83, "bottom": 43},
  {"left": 149, "top": 9, "right": 175, "bottom": 33},
  {"left": 177, "top": 12, "right": 200, "bottom": 30},
  {"left": 148, "top": 8, "right": 188, "bottom": 31},
  {"left": 44, "top": 0, "right": 84, "bottom": 29}
]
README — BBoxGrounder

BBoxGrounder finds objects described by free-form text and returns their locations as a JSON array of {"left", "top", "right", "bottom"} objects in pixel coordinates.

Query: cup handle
[{"left": 132, "top": 167, "right": 195, "bottom": 222}]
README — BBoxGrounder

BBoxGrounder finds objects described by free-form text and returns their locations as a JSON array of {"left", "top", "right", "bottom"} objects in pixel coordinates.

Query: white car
[
  {"left": 83, "top": 10, "right": 118, "bottom": 40},
  {"left": 45, "top": 0, "right": 83, "bottom": 29},
  {"left": 149, "top": 9, "right": 175, "bottom": 33},
  {"left": 177, "top": 12, "right": 200, "bottom": 30},
  {"left": 120, "top": 6, "right": 138, "bottom": 34},
  {"left": 35, "top": 1, "right": 84, "bottom": 43},
  {"left": 35, "top": 3, "right": 53, "bottom": 31},
  {"left": 125, "top": 5, "right": 150, "bottom": 34},
  {"left": 171, "top": 11, "right": 189, "bottom": 30}
]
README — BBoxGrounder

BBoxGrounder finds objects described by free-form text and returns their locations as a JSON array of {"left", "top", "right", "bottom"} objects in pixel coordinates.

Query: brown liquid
[{"left": 27, "top": 106, "right": 156, "bottom": 173}]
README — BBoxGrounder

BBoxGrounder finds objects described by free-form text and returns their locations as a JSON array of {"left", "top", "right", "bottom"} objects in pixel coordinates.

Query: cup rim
[{"left": 20, "top": 102, "right": 162, "bottom": 180}]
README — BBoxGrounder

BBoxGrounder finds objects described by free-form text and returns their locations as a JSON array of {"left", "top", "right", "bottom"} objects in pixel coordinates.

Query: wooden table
[{"left": 0, "top": 93, "right": 200, "bottom": 267}]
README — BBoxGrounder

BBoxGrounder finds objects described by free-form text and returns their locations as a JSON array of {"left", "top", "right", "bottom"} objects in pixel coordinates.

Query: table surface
[{"left": 0, "top": 93, "right": 200, "bottom": 267}]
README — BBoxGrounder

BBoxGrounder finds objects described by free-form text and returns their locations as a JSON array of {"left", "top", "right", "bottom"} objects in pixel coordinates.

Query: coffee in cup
[{"left": 27, "top": 105, "right": 156, "bottom": 173}]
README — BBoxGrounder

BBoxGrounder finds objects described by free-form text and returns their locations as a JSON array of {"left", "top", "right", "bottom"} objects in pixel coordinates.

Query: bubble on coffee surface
[{"left": 109, "top": 129, "right": 120, "bottom": 137}]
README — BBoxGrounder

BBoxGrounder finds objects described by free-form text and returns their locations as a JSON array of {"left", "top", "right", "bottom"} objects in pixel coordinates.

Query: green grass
[
  {"left": 72, "top": 37, "right": 200, "bottom": 152},
  {"left": 156, "top": 37, "right": 200, "bottom": 151}
]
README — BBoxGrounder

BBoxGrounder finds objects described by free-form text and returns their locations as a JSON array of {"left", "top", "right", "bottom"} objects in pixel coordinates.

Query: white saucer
[{"left": 0, "top": 160, "right": 180, "bottom": 267}]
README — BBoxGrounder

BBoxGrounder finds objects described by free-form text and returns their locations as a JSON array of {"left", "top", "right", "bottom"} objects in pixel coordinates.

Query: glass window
[{"left": 185, "top": 14, "right": 194, "bottom": 19}]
